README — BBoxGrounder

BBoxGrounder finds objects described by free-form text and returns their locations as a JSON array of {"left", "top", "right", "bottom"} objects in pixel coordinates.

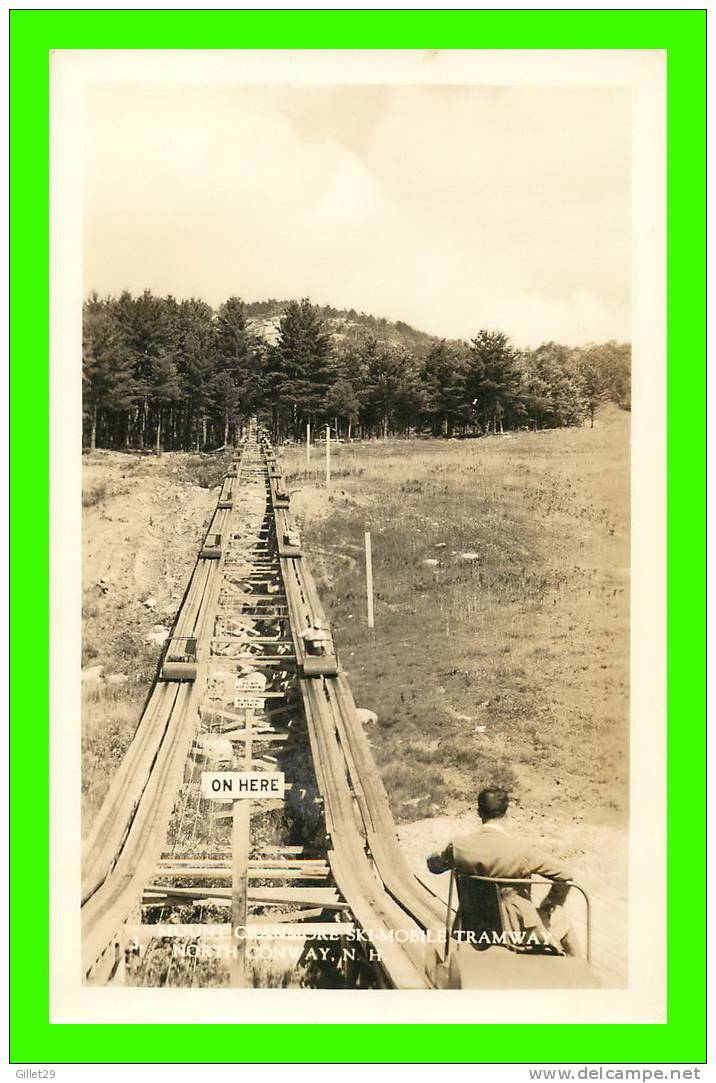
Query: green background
[{"left": 10, "top": 9, "right": 705, "bottom": 1065}]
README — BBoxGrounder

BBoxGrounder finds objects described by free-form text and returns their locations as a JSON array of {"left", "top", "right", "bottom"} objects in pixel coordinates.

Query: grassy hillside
[{"left": 281, "top": 407, "right": 630, "bottom": 827}]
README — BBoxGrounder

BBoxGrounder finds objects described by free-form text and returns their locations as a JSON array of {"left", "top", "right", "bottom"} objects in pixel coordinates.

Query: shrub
[{"left": 82, "top": 483, "right": 107, "bottom": 507}]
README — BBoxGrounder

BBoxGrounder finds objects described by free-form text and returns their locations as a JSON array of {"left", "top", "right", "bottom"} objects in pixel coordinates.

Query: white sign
[
  {"left": 235, "top": 676, "right": 266, "bottom": 691},
  {"left": 234, "top": 696, "right": 265, "bottom": 709},
  {"left": 201, "top": 771, "right": 285, "bottom": 800}
]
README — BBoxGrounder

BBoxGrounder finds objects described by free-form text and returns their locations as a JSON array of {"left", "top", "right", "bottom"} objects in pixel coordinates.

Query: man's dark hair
[{"left": 477, "top": 788, "right": 510, "bottom": 820}]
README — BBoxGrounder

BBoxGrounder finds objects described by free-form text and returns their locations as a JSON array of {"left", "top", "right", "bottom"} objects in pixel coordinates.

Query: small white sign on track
[
  {"left": 201, "top": 771, "right": 285, "bottom": 800},
  {"left": 235, "top": 676, "right": 266, "bottom": 691}
]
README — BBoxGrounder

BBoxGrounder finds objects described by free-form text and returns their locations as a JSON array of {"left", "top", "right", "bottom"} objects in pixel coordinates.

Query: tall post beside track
[
  {"left": 230, "top": 711, "right": 253, "bottom": 988},
  {"left": 325, "top": 424, "right": 331, "bottom": 487},
  {"left": 365, "top": 531, "right": 374, "bottom": 629},
  {"left": 306, "top": 421, "right": 311, "bottom": 464}
]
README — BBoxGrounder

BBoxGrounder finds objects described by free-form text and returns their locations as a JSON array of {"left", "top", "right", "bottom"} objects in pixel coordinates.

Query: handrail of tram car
[{"left": 443, "top": 871, "right": 592, "bottom": 964}]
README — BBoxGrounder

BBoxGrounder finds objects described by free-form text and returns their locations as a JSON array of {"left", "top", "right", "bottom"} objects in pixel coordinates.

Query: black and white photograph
[{"left": 50, "top": 49, "right": 666, "bottom": 1023}]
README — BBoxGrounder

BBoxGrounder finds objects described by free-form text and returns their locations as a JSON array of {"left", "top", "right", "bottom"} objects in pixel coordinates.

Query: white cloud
[{"left": 84, "top": 82, "right": 630, "bottom": 346}]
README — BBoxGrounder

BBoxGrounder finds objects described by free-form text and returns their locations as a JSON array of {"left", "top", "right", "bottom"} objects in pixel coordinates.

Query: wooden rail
[{"left": 80, "top": 431, "right": 447, "bottom": 988}]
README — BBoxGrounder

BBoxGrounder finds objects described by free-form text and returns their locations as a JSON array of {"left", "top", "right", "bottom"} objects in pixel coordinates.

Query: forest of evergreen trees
[{"left": 83, "top": 290, "right": 631, "bottom": 452}]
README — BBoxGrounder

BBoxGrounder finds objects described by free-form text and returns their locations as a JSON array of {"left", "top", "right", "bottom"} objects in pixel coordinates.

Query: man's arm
[
  {"left": 528, "top": 848, "right": 573, "bottom": 909},
  {"left": 427, "top": 842, "right": 454, "bottom": 875}
]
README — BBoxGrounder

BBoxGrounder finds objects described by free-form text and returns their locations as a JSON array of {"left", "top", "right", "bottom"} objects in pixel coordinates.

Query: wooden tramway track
[
  {"left": 265, "top": 437, "right": 448, "bottom": 987},
  {"left": 81, "top": 431, "right": 448, "bottom": 988},
  {"left": 81, "top": 444, "right": 256, "bottom": 974}
]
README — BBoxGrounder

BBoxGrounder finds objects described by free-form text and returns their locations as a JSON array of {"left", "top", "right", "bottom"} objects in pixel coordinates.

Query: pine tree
[
  {"left": 362, "top": 341, "right": 423, "bottom": 438},
  {"left": 323, "top": 378, "right": 361, "bottom": 439},
  {"left": 82, "top": 299, "right": 138, "bottom": 450},
  {"left": 466, "top": 330, "right": 524, "bottom": 433},
  {"left": 274, "top": 299, "right": 334, "bottom": 438},
  {"left": 213, "top": 297, "right": 261, "bottom": 446},
  {"left": 422, "top": 340, "right": 470, "bottom": 436},
  {"left": 149, "top": 351, "right": 182, "bottom": 455},
  {"left": 175, "top": 299, "right": 216, "bottom": 450}
]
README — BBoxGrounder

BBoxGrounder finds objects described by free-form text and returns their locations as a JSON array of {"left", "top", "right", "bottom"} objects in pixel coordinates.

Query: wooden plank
[
  {"left": 212, "top": 799, "right": 285, "bottom": 818},
  {"left": 85, "top": 941, "right": 122, "bottom": 986},
  {"left": 200, "top": 707, "right": 275, "bottom": 725},
  {"left": 211, "top": 637, "right": 291, "bottom": 644},
  {"left": 212, "top": 638, "right": 293, "bottom": 646},
  {"left": 218, "top": 593, "right": 287, "bottom": 601},
  {"left": 259, "top": 704, "right": 300, "bottom": 720},
  {"left": 127, "top": 922, "right": 355, "bottom": 941},
  {"left": 250, "top": 908, "right": 325, "bottom": 922},
  {"left": 218, "top": 730, "right": 290, "bottom": 742},
  {"left": 157, "top": 858, "right": 329, "bottom": 869},
  {"left": 231, "top": 682, "right": 254, "bottom": 986},
  {"left": 210, "top": 659, "right": 293, "bottom": 671},
  {"left": 144, "top": 884, "right": 341, "bottom": 901},
  {"left": 216, "top": 605, "right": 288, "bottom": 615},
  {"left": 252, "top": 757, "right": 279, "bottom": 771},
  {"left": 210, "top": 691, "right": 290, "bottom": 700},
  {"left": 153, "top": 868, "right": 329, "bottom": 880},
  {"left": 210, "top": 657, "right": 296, "bottom": 666},
  {"left": 258, "top": 845, "right": 318, "bottom": 855}
]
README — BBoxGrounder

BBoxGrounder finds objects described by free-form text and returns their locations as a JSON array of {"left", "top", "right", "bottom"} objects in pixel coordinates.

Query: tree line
[{"left": 83, "top": 290, "right": 630, "bottom": 452}]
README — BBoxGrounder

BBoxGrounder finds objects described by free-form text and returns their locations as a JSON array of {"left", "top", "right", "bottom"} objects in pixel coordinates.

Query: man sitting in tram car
[{"left": 427, "top": 787, "right": 581, "bottom": 956}]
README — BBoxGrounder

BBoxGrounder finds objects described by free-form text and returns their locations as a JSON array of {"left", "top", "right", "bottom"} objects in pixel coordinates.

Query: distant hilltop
[{"left": 244, "top": 299, "right": 440, "bottom": 355}]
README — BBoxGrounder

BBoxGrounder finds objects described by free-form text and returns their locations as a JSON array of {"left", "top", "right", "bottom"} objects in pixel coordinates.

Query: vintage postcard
[{"left": 48, "top": 47, "right": 666, "bottom": 1026}]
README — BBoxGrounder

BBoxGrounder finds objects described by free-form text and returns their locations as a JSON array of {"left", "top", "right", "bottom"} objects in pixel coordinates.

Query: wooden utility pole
[
  {"left": 325, "top": 424, "right": 331, "bottom": 487},
  {"left": 306, "top": 421, "right": 311, "bottom": 463},
  {"left": 230, "top": 710, "right": 253, "bottom": 987},
  {"left": 365, "top": 531, "right": 374, "bottom": 629}
]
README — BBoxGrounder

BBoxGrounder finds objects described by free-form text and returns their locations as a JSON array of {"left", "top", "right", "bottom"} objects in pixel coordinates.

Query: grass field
[{"left": 281, "top": 407, "right": 630, "bottom": 828}]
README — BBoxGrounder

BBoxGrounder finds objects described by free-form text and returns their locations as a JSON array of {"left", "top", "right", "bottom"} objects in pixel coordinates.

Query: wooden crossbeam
[
  {"left": 152, "top": 867, "right": 329, "bottom": 880},
  {"left": 211, "top": 656, "right": 294, "bottom": 666},
  {"left": 259, "top": 704, "right": 300, "bottom": 719},
  {"left": 211, "top": 637, "right": 293, "bottom": 645},
  {"left": 252, "top": 757, "right": 278, "bottom": 771},
  {"left": 216, "top": 610, "right": 288, "bottom": 619},
  {"left": 157, "top": 858, "right": 328, "bottom": 869},
  {"left": 212, "top": 799, "right": 286, "bottom": 818},
  {"left": 211, "top": 655, "right": 296, "bottom": 664},
  {"left": 135, "top": 906, "right": 328, "bottom": 927},
  {"left": 144, "top": 885, "right": 344, "bottom": 907},
  {"left": 127, "top": 922, "right": 354, "bottom": 941},
  {"left": 216, "top": 603, "right": 287, "bottom": 612},
  {"left": 211, "top": 637, "right": 292, "bottom": 645},
  {"left": 200, "top": 707, "right": 273, "bottom": 724},
  {"left": 205, "top": 690, "right": 290, "bottom": 700},
  {"left": 219, "top": 593, "right": 287, "bottom": 602},
  {"left": 217, "top": 729, "right": 290, "bottom": 742}
]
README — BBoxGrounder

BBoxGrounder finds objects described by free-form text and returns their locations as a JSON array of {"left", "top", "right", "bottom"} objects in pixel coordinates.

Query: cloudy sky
[{"left": 84, "top": 82, "right": 630, "bottom": 347}]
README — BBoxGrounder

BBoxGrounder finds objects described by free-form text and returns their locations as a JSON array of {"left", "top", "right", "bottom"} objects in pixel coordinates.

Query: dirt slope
[{"left": 81, "top": 450, "right": 222, "bottom": 832}]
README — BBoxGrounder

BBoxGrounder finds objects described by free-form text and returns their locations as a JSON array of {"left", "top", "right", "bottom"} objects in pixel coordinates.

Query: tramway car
[
  {"left": 278, "top": 526, "right": 302, "bottom": 558},
  {"left": 427, "top": 871, "right": 600, "bottom": 989},
  {"left": 200, "top": 532, "right": 222, "bottom": 559},
  {"left": 218, "top": 480, "right": 234, "bottom": 509},
  {"left": 300, "top": 621, "right": 339, "bottom": 677},
  {"left": 161, "top": 636, "right": 198, "bottom": 681},
  {"left": 272, "top": 485, "right": 291, "bottom": 509}
]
